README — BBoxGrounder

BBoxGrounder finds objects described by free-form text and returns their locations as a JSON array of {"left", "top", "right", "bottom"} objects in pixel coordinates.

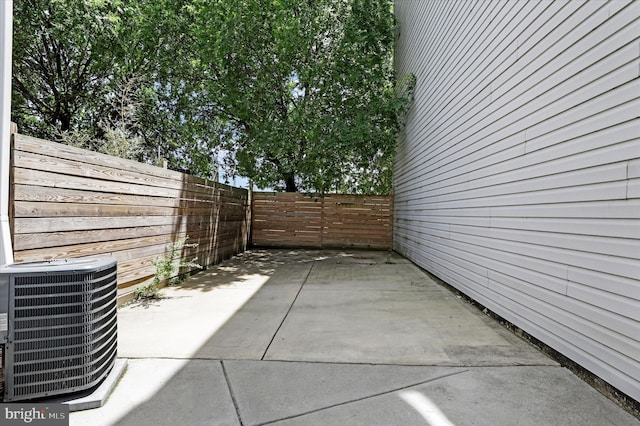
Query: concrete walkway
[{"left": 70, "top": 249, "right": 639, "bottom": 426}]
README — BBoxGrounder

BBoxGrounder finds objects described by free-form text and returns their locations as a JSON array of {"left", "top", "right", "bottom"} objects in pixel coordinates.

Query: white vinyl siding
[{"left": 393, "top": 0, "right": 640, "bottom": 401}]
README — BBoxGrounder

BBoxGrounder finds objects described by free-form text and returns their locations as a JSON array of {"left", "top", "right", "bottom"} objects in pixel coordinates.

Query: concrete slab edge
[{"left": 60, "top": 359, "right": 128, "bottom": 412}]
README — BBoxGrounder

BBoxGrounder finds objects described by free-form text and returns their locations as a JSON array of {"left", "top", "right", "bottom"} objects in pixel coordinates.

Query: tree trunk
[{"left": 284, "top": 174, "right": 297, "bottom": 192}]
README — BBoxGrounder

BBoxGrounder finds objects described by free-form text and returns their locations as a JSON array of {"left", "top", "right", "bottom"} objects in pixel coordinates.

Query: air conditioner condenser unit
[{"left": 0, "top": 257, "right": 118, "bottom": 402}]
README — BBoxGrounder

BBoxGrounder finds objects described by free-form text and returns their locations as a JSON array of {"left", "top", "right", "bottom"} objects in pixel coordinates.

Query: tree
[
  {"left": 12, "top": 0, "right": 413, "bottom": 191},
  {"left": 11, "top": 0, "right": 219, "bottom": 175},
  {"left": 190, "top": 0, "right": 412, "bottom": 193},
  {"left": 125, "top": 0, "right": 224, "bottom": 177},
  {"left": 11, "top": 0, "right": 124, "bottom": 140},
  {"left": 58, "top": 75, "right": 145, "bottom": 161}
]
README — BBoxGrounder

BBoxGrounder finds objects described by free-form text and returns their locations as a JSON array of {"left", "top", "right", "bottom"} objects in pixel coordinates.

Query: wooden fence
[
  {"left": 251, "top": 192, "right": 392, "bottom": 249},
  {"left": 10, "top": 133, "right": 250, "bottom": 303}
]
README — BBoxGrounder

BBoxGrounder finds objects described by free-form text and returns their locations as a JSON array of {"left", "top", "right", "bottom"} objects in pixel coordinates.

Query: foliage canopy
[{"left": 11, "top": 0, "right": 414, "bottom": 193}]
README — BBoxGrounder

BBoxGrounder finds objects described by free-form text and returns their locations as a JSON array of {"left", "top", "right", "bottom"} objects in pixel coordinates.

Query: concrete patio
[{"left": 69, "top": 249, "right": 639, "bottom": 425}]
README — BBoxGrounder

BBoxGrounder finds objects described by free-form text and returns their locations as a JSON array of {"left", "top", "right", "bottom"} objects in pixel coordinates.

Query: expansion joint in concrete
[
  {"left": 260, "top": 262, "right": 314, "bottom": 361},
  {"left": 221, "top": 360, "right": 245, "bottom": 426},
  {"left": 253, "top": 368, "right": 471, "bottom": 426}
]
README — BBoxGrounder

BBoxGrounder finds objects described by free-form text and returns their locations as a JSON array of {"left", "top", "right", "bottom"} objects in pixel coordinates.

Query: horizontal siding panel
[
  {"left": 395, "top": 226, "right": 570, "bottom": 281},
  {"left": 394, "top": 0, "right": 640, "bottom": 401},
  {"left": 419, "top": 254, "right": 640, "bottom": 399},
  {"left": 627, "top": 179, "right": 640, "bottom": 199},
  {"left": 488, "top": 217, "right": 639, "bottom": 239},
  {"left": 568, "top": 268, "right": 640, "bottom": 301},
  {"left": 416, "top": 162, "right": 630, "bottom": 201},
  {"left": 566, "top": 283, "right": 640, "bottom": 322},
  {"left": 398, "top": 93, "right": 640, "bottom": 190},
  {"left": 398, "top": 116, "right": 638, "bottom": 195},
  {"left": 490, "top": 274, "right": 638, "bottom": 364},
  {"left": 394, "top": 200, "right": 640, "bottom": 221},
  {"left": 487, "top": 275, "right": 640, "bottom": 382},
  {"left": 446, "top": 230, "right": 639, "bottom": 280},
  {"left": 401, "top": 181, "right": 629, "bottom": 209},
  {"left": 489, "top": 200, "right": 640, "bottom": 219},
  {"left": 392, "top": 4, "right": 637, "bottom": 188},
  {"left": 487, "top": 270, "right": 638, "bottom": 343},
  {"left": 629, "top": 158, "right": 640, "bottom": 178},
  {"left": 396, "top": 0, "right": 624, "bottom": 180},
  {"left": 468, "top": 139, "right": 637, "bottom": 195},
  {"left": 449, "top": 224, "right": 639, "bottom": 258},
  {"left": 524, "top": 99, "right": 639, "bottom": 155}
]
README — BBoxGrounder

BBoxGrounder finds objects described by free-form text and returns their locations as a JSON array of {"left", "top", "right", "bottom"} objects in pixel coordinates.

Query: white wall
[
  {"left": 0, "top": 1, "right": 14, "bottom": 265},
  {"left": 393, "top": 0, "right": 640, "bottom": 401}
]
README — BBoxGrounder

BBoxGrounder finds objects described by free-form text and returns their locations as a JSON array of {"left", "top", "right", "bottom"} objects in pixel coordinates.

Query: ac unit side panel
[{"left": 0, "top": 273, "right": 9, "bottom": 342}]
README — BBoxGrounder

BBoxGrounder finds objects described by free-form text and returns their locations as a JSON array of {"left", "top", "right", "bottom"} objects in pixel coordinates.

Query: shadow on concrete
[{"left": 69, "top": 249, "right": 640, "bottom": 426}]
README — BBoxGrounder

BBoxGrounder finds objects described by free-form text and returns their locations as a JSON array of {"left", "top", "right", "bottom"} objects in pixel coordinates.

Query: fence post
[
  {"left": 320, "top": 193, "right": 325, "bottom": 249},
  {"left": 247, "top": 185, "right": 253, "bottom": 250}
]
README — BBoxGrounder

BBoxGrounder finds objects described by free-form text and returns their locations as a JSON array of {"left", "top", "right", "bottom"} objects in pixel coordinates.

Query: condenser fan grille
[{"left": 2, "top": 258, "right": 118, "bottom": 401}]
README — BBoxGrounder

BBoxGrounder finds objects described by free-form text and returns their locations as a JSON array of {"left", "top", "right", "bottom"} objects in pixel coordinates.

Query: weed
[{"left": 135, "top": 236, "right": 202, "bottom": 300}]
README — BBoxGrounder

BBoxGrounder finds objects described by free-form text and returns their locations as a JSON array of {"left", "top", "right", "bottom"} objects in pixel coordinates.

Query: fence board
[
  {"left": 251, "top": 192, "right": 392, "bottom": 249},
  {"left": 10, "top": 133, "right": 250, "bottom": 303}
]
